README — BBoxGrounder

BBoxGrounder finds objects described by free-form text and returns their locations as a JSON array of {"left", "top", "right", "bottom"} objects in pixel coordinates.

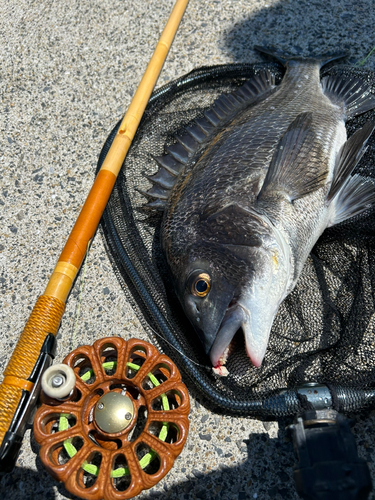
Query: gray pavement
[{"left": 1, "top": 0, "right": 375, "bottom": 499}]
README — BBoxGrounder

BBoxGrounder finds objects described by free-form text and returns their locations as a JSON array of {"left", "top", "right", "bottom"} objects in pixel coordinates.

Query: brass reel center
[{"left": 94, "top": 391, "right": 134, "bottom": 434}]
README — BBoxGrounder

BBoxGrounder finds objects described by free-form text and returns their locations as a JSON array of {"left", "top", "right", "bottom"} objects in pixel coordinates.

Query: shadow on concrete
[
  {"left": 219, "top": 0, "right": 374, "bottom": 70},
  {"left": 142, "top": 423, "right": 298, "bottom": 500}
]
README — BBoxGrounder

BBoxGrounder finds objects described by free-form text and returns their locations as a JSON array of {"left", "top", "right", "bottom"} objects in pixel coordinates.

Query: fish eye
[{"left": 190, "top": 272, "right": 211, "bottom": 298}]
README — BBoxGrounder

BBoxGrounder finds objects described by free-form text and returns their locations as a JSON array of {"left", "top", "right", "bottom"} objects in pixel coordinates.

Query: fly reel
[{"left": 33, "top": 337, "right": 190, "bottom": 500}]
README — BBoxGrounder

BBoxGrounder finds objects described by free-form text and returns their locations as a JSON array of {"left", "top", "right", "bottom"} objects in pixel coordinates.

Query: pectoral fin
[{"left": 258, "top": 112, "right": 327, "bottom": 202}]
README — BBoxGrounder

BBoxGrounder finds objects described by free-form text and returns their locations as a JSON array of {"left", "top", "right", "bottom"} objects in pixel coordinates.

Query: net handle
[{"left": 0, "top": 0, "right": 189, "bottom": 448}]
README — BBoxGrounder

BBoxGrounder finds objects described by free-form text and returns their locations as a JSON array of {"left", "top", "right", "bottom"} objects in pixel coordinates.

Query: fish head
[
  {"left": 178, "top": 257, "right": 239, "bottom": 355},
  {"left": 163, "top": 204, "right": 292, "bottom": 368},
  {"left": 208, "top": 241, "right": 290, "bottom": 369}
]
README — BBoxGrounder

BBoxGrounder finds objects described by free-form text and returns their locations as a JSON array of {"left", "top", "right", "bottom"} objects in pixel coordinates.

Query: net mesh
[{"left": 98, "top": 62, "right": 375, "bottom": 417}]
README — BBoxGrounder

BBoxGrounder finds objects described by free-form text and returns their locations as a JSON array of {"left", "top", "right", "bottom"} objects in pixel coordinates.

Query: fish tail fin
[{"left": 254, "top": 45, "right": 347, "bottom": 69}]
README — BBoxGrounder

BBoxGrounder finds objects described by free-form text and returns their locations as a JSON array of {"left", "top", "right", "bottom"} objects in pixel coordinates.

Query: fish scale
[{"left": 143, "top": 47, "right": 375, "bottom": 371}]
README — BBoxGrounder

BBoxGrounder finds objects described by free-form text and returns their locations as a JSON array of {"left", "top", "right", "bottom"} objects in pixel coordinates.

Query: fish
[{"left": 142, "top": 46, "right": 375, "bottom": 373}]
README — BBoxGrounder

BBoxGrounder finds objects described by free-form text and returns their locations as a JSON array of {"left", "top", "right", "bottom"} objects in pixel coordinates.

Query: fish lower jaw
[
  {"left": 216, "top": 344, "right": 231, "bottom": 366},
  {"left": 219, "top": 343, "right": 231, "bottom": 364},
  {"left": 210, "top": 324, "right": 265, "bottom": 374},
  {"left": 209, "top": 302, "right": 248, "bottom": 375},
  {"left": 209, "top": 319, "right": 240, "bottom": 371},
  {"left": 211, "top": 344, "right": 232, "bottom": 377}
]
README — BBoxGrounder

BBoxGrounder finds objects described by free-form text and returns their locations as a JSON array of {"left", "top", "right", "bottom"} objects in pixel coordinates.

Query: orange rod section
[{"left": 59, "top": 169, "right": 117, "bottom": 268}]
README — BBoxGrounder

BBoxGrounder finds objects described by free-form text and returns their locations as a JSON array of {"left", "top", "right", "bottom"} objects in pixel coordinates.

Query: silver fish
[{"left": 143, "top": 47, "right": 375, "bottom": 371}]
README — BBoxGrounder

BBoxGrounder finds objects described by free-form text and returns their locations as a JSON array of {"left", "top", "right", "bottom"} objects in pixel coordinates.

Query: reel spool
[{"left": 33, "top": 337, "right": 190, "bottom": 500}]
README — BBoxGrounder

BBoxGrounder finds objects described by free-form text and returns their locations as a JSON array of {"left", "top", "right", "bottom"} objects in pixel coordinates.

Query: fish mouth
[
  {"left": 209, "top": 299, "right": 267, "bottom": 370},
  {"left": 210, "top": 301, "right": 250, "bottom": 369}
]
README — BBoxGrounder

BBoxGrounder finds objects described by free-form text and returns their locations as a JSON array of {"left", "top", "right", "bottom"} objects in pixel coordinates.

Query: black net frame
[{"left": 97, "top": 62, "right": 375, "bottom": 417}]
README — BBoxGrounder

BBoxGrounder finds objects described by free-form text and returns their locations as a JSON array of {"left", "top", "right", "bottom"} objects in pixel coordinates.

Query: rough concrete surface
[{"left": 1, "top": 0, "right": 375, "bottom": 499}]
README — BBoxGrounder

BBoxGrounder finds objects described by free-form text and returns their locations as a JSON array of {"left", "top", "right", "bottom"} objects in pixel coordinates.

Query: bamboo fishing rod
[{"left": 0, "top": 0, "right": 189, "bottom": 472}]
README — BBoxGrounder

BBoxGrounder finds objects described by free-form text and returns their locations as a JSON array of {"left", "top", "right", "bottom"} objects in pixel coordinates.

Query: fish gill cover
[{"left": 98, "top": 61, "right": 375, "bottom": 417}]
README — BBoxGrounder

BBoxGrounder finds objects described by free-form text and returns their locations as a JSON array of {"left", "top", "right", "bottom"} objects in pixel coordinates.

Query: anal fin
[
  {"left": 327, "top": 121, "right": 375, "bottom": 202},
  {"left": 328, "top": 174, "right": 375, "bottom": 226},
  {"left": 327, "top": 120, "right": 375, "bottom": 226}
]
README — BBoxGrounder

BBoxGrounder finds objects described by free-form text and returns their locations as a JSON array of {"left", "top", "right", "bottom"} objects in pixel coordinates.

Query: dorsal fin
[
  {"left": 146, "top": 167, "right": 176, "bottom": 190},
  {"left": 151, "top": 154, "right": 184, "bottom": 176},
  {"left": 165, "top": 142, "right": 190, "bottom": 164},
  {"left": 142, "top": 69, "right": 276, "bottom": 210}
]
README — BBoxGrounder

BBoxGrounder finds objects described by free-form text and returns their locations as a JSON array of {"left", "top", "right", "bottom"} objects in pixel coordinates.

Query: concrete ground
[{"left": 1, "top": 0, "right": 375, "bottom": 499}]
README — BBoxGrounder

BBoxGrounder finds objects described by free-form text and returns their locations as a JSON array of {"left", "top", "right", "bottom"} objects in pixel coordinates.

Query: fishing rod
[{"left": 0, "top": 0, "right": 190, "bottom": 474}]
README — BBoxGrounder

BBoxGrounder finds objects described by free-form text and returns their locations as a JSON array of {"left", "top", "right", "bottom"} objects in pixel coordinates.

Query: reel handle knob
[{"left": 41, "top": 364, "right": 76, "bottom": 399}]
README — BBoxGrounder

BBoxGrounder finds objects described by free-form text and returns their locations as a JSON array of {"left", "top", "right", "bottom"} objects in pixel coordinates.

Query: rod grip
[{"left": 0, "top": 295, "right": 65, "bottom": 445}]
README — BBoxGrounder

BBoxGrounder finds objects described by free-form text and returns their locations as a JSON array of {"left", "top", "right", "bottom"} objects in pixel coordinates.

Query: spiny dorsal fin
[
  {"left": 142, "top": 69, "right": 277, "bottom": 211},
  {"left": 189, "top": 69, "right": 275, "bottom": 141},
  {"left": 175, "top": 133, "right": 198, "bottom": 153},
  {"left": 327, "top": 121, "right": 375, "bottom": 202},
  {"left": 322, "top": 75, "right": 375, "bottom": 119},
  {"left": 328, "top": 174, "right": 375, "bottom": 226},
  {"left": 146, "top": 167, "right": 176, "bottom": 190},
  {"left": 186, "top": 124, "right": 207, "bottom": 143},
  {"left": 151, "top": 154, "right": 184, "bottom": 176},
  {"left": 143, "top": 198, "right": 166, "bottom": 211},
  {"left": 258, "top": 112, "right": 327, "bottom": 202},
  {"left": 138, "top": 184, "right": 169, "bottom": 200},
  {"left": 165, "top": 142, "right": 190, "bottom": 164}
]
